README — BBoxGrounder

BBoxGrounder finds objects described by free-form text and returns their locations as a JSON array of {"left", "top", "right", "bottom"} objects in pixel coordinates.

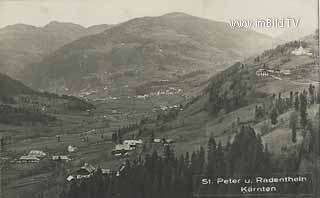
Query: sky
[{"left": 0, "top": 0, "right": 318, "bottom": 37}]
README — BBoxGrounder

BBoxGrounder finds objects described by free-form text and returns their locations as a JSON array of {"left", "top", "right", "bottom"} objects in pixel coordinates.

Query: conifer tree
[
  {"left": 215, "top": 142, "right": 226, "bottom": 176},
  {"left": 206, "top": 135, "right": 217, "bottom": 176},
  {"left": 294, "top": 92, "right": 300, "bottom": 111},
  {"left": 300, "top": 91, "right": 308, "bottom": 128},
  {"left": 270, "top": 108, "right": 278, "bottom": 125},
  {"left": 289, "top": 112, "right": 298, "bottom": 143}
]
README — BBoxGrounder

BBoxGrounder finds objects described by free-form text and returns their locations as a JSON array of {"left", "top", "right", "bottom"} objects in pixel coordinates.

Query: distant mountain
[
  {"left": 0, "top": 22, "right": 111, "bottom": 78},
  {"left": 274, "top": 28, "right": 313, "bottom": 45},
  {"left": 87, "top": 24, "right": 114, "bottom": 34},
  {"left": 24, "top": 12, "right": 273, "bottom": 97},
  {"left": 301, "top": 29, "right": 319, "bottom": 44}
]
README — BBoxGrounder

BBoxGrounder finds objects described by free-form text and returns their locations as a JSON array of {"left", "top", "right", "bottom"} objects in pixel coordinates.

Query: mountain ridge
[
  {"left": 23, "top": 12, "right": 274, "bottom": 97},
  {"left": 0, "top": 21, "right": 111, "bottom": 78}
]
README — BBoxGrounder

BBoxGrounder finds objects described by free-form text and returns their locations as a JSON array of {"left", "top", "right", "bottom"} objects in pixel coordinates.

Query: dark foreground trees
[{"left": 61, "top": 126, "right": 307, "bottom": 198}]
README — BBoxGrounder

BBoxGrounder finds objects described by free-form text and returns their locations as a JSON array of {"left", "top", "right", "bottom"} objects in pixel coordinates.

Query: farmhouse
[
  {"left": 165, "top": 139, "right": 175, "bottom": 144},
  {"left": 68, "top": 145, "right": 78, "bottom": 153},
  {"left": 112, "top": 144, "right": 133, "bottom": 156},
  {"left": 66, "top": 175, "right": 75, "bottom": 182},
  {"left": 160, "top": 105, "right": 168, "bottom": 111},
  {"left": 52, "top": 155, "right": 71, "bottom": 162},
  {"left": 291, "top": 45, "right": 312, "bottom": 56},
  {"left": 75, "top": 163, "right": 96, "bottom": 179},
  {"left": 153, "top": 138, "right": 161, "bottom": 143},
  {"left": 28, "top": 150, "right": 46, "bottom": 158},
  {"left": 123, "top": 139, "right": 143, "bottom": 149},
  {"left": 280, "top": 69, "right": 291, "bottom": 75},
  {"left": 115, "top": 144, "right": 133, "bottom": 151},
  {"left": 19, "top": 155, "right": 40, "bottom": 163},
  {"left": 67, "top": 163, "right": 98, "bottom": 181},
  {"left": 101, "top": 168, "right": 111, "bottom": 175},
  {"left": 266, "top": 69, "right": 274, "bottom": 73},
  {"left": 137, "top": 95, "right": 149, "bottom": 100},
  {"left": 256, "top": 69, "right": 270, "bottom": 77}
]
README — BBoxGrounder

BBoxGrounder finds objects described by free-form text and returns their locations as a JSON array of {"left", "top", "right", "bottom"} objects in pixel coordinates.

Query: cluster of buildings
[
  {"left": 111, "top": 139, "right": 143, "bottom": 156},
  {"left": 18, "top": 150, "right": 46, "bottom": 163},
  {"left": 52, "top": 155, "right": 71, "bottom": 162},
  {"left": 111, "top": 138, "right": 175, "bottom": 157},
  {"left": 136, "top": 87, "right": 183, "bottom": 100},
  {"left": 255, "top": 43, "right": 313, "bottom": 78},
  {"left": 67, "top": 163, "right": 125, "bottom": 182},
  {"left": 291, "top": 45, "right": 312, "bottom": 56},
  {"left": 67, "top": 139, "right": 176, "bottom": 182},
  {"left": 256, "top": 68, "right": 291, "bottom": 77},
  {"left": 17, "top": 145, "right": 77, "bottom": 163},
  {"left": 158, "top": 104, "right": 182, "bottom": 111},
  {"left": 67, "top": 163, "right": 97, "bottom": 181},
  {"left": 153, "top": 138, "right": 175, "bottom": 146}
]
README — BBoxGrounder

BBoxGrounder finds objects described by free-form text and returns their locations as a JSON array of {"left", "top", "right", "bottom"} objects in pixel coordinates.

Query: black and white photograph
[{"left": 0, "top": 0, "right": 319, "bottom": 197}]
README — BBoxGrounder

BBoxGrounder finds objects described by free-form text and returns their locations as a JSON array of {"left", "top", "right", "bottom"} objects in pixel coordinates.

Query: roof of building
[
  {"left": 67, "top": 175, "right": 75, "bottom": 181},
  {"left": 52, "top": 155, "right": 71, "bottom": 161},
  {"left": 123, "top": 139, "right": 143, "bottom": 145},
  {"left": 80, "top": 163, "right": 96, "bottom": 173},
  {"left": 29, "top": 150, "right": 46, "bottom": 156},
  {"left": 101, "top": 169, "right": 111, "bottom": 174},
  {"left": 115, "top": 144, "right": 132, "bottom": 150},
  {"left": 20, "top": 155, "right": 40, "bottom": 161},
  {"left": 68, "top": 145, "right": 78, "bottom": 152}
]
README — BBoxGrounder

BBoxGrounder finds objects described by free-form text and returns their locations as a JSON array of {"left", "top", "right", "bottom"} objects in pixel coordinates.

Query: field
[{"left": 1, "top": 93, "right": 188, "bottom": 198}]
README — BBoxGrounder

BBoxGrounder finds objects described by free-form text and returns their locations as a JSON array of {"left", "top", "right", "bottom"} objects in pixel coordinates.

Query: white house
[
  {"left": 19, "top": 155, "right": 40, "bottom": 163},
  {"left": 165, "top": 139, "right": 175, "bottom": 144},
  {"left": 111, "top": 144, "right": 133, "bottom": 156},
  {"left": 280, "top": 70, "right": 291, "bottom": 75},
  {"left": 68, "top": 145, "right": 78, "bottom": 153},
  {"left": 28, "top": 150, "right": 46, "bottom": 158},
  {"left": 266, "top": 69, "right": 275, "bottom": 73},
  {"left": 153, "top": 139, "right": 161, "bottom": 143},
  {"left": 75, "top": 163, "right": 96, "bottom": 179},
  {"left": 291, "top": 45, "right": 312, "bottom": 56},
  {"left": 115, "top": 144, "right": 133, "bottom": 151},
  {"left": 160, "top": 105, "right": 168, "bottom": 111},
  {"left": 137, "top": 95, "right": 149, "bottom": 100},
  {"left": 101, "top": 168, "right": 111, "bottom": 175},
  {"left": 67, "top": 175, "right": 75, "bottom": 182},
  {"left": 123, "top": 139, "right": 143, "bottom": 148},
  {"left": 52, "top": 155, "right": 71, "bottom": 162},
  {"left": 67, "top": 163, "right": 96, "bottom": 181},
  {"left": 256, "top": 69, "right": 270, "bottom": 77}
]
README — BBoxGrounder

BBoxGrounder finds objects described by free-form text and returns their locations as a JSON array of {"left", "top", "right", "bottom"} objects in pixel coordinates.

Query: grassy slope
[{"left": 154, "top": 39, "right": 318, "bottom": 156}]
